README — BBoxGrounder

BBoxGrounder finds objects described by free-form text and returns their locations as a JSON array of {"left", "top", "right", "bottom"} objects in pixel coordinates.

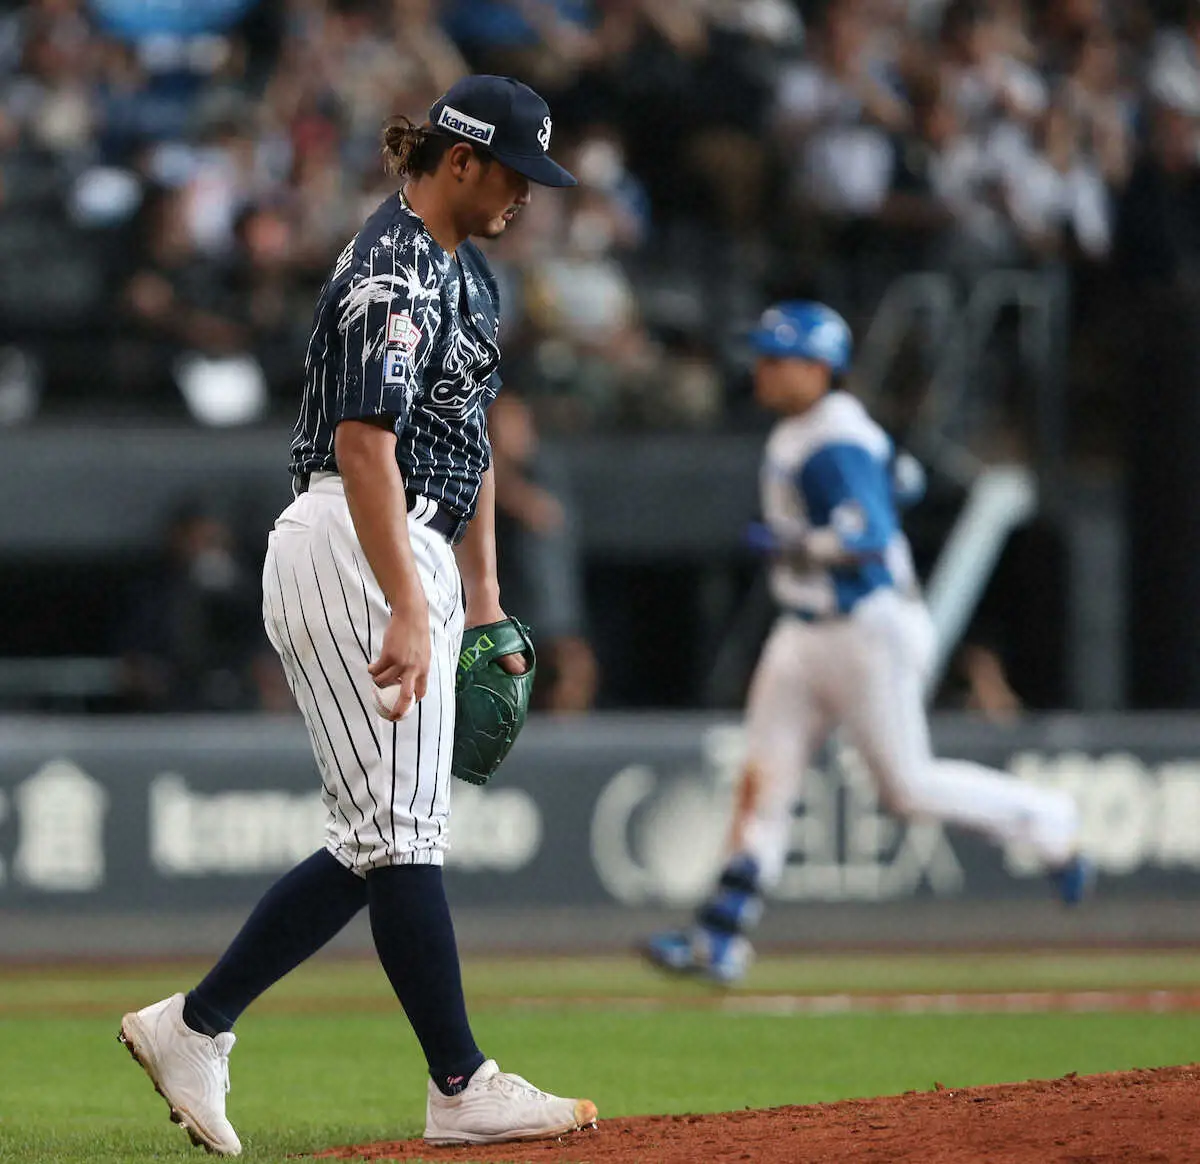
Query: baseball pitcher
[{"left": 120, "top": 77, "right": 596, "bottom": 1153}]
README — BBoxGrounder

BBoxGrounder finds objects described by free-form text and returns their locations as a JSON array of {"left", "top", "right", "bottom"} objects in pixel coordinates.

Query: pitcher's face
[{"left": 468, "top": 159, "right": 532, "bottom": 240}]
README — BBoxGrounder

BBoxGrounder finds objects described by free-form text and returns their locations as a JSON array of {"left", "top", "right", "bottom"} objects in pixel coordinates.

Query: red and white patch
[{"left": 386, "top": 311, "right": 421, "bottom": 354}]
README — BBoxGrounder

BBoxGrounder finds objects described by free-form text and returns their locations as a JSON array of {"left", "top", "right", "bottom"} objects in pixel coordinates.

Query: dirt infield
[{"left": 315, "top": 1065, "right": 1200, "bottom": 1163}]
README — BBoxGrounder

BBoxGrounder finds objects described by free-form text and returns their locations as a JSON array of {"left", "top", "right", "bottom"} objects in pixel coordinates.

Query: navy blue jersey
[{"left": 290, "top": 193, "right": 502, "bottom": 520}]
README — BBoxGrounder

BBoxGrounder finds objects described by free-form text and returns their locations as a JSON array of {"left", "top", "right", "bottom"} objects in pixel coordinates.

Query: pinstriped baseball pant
[{"left": 261, "top": 472, "right": 465, "bottom": 872}]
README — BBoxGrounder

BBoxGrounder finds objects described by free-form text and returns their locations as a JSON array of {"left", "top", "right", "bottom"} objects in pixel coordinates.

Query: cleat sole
[{"left": 424, "top": 1099, "right": 600, "bottom": 1146}]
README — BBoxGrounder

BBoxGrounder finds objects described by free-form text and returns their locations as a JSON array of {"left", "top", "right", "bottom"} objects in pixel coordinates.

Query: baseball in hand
[{"left": 373, "top": 684, "right": 414, "bottom": 720}]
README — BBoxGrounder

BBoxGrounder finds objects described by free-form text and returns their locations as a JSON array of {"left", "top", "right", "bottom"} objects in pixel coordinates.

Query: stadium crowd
[
  {"left": 0, "top": 0, "right": 1196, "bottom": 439},
  {"left": 1, "top": 0, "right": 1198, "bottom": 714}
]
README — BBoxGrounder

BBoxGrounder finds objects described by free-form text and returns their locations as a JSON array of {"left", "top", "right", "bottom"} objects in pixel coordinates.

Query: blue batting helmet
[{"left": 745, "top": 301, "right": 852, "bottom": 373}]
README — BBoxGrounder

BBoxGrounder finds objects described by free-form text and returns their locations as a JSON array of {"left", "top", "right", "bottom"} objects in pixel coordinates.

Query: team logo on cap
[
  {"left": 808, "top": 319, "right": 846, "bottom": 357},
  {"left": 537, "top": 116, "right": 553, "bottom": 151},
  {"left": 438, "top": 104, "right": 496, "bottom": 145}
]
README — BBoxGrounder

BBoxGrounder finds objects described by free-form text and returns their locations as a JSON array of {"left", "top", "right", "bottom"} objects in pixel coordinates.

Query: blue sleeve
[{"left": 798, "top": 443, "right": 898, "bottom": 554}]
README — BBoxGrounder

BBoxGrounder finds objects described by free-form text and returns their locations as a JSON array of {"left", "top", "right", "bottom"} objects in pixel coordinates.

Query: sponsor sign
[
  {"left": 2, "top": 715, "right": 1200, "bottom": 911},
  {"left": 437, "top": 105, "right": 496, "bottom": 145}
]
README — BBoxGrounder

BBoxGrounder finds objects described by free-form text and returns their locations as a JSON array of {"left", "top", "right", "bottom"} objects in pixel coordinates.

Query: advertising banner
[{"left": 2, "top": 714, "right": 1199, "bottom": 912}]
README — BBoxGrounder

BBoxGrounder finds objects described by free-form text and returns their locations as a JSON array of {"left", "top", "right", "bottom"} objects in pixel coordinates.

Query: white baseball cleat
[
  {"left": 424, "top": 1059, "right": 598, "bottom": 1145},
  {"left": 118, "top": 993, "right": 242, "bottom": 1157}
]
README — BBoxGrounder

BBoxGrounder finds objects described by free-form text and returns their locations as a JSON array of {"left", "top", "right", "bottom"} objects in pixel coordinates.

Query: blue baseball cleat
[
  {"left": 642, "top": 928, "right": 753, "bottom": 986},
  {"left": 1051, "top": 854, "right": 1095, "bottom": 905},
  {"left": 642, "top": 930, "right": 696, "bottom": 975}
]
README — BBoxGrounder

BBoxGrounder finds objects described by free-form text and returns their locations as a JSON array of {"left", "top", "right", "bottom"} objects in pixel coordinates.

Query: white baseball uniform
[
  {"left": 262, "top": 473, "right": 465, "bottom": 871},
  {"left": 739, "top": 390, "right": 1079, "bottom": 885},
  {"left": 262, "top": 192, "right": 505, "bottom": 874}
]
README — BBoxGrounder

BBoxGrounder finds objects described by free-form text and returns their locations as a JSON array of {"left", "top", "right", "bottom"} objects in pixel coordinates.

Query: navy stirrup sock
[
  {"left": 366, "top": 864, "right": 484, "bottom": 1096},
  {"left": 697, "top": 854, "right": 764, "bottom": 936},
  {"left": 183, "top": 849, "right": 367, "bottom": 1037}
]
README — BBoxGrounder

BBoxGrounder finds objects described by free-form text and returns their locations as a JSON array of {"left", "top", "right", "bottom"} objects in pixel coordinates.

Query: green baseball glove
[{"left": 452, "top": 617, "right": 537, "bottom": 786}]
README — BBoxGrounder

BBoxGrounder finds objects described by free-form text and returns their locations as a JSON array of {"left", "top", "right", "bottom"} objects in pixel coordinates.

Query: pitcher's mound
[{"left": 316, "top": 1065, "right": 1199, "bottom": 1163}]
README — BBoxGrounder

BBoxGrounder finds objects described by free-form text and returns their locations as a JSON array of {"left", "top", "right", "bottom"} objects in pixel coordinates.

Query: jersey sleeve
[
  {"left": 798, "top": 442, "right": 898, "bottom": 555},
  {"left": 333, "top": 232, "right": 442, "bottom": 426},
  {"left": 890, "top": 449, "right": 927, "bottom": 509}
]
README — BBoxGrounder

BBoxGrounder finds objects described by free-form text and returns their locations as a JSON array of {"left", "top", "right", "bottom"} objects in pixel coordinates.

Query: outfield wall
[{"left": 2, "top": 712, "right": 1200, "bottom": 955}]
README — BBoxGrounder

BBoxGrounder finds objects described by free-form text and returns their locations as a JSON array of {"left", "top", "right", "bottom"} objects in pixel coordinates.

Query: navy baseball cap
[{"left": 428, "top": 76, "right": 577, "bottom": 188}]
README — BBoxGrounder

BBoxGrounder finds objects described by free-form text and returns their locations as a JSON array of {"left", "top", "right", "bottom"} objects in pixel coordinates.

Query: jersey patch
[
  {"left": 832, "top": 500, "right": 867, "bottom": 539},
  {"left": 386, "top": 310, "right": 421, "bottom": 354},
  {"left": 383, "top": 347, "right": 413, "bottom": 385}
]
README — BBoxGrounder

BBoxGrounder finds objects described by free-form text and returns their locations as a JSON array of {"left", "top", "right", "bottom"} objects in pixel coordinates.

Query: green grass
[
  {"left": 1, "top": 952, "right": 1198, "bottom": 1163},
  {"left": 7, "top": 949, "right": 1200, "bottom": 1012}
]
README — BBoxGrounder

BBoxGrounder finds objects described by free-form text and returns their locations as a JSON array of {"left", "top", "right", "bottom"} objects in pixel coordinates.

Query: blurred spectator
[
  {"left": 300, "top": 0, "right": 462, "bottom": 162},
  {"left": 522, "top": 213, "right": 659, "bottom": 427},
  {"left": 228, "top": 201, "right": 313, "bottom": 401},
  {"left": 489, "top": 391, "right": 599, "bottom": 712},
  {"left": 881, "top": 68, "right": 1004, "bottom": 267},
  {"left": 113, "top": 181, "right": 274, "bottom": 424},
  {"left": 1114, "top": 97, "right": 1200, "bottom": 286},
  {"left": 1003, "top": 101, "right": 1112, "bottom": 260},
  {"left": 281, "top": 102, "right": 363, "bottom": 271},
  {"left": 3, "top": 10, "right": 94, "bottom": 161},
  {"left": 118, "top": 183, "right": 251, "bottom": 408},
  {"left": 1147, "top": 0, "right": 1200, "bottom": 117},
  {"left": 114, "top": 503, "right": 289, "bottom": 712},
  {"left": 569, "top": 125, "right": 651, "bottom": 251},
  {"left": 1058, "top": 24, "right": 1134, "bottom": 187},
  {"left": 938, "top": 0, "right": 1047, "bottom": 140},
  {"left": 172, "top": 99, "right": 269, "bottom": 256},
  {"left": 769, "top": 0, "right": 908, "bottom": 314},
  {"left": 442, "top": 0, "right": 596, "bottom": 89},
  {"left": 493, "top": 125, "right": 725, "bottom": 430},
  {"left": 773, "top": 0, "right": 907, "bottom": 219},
  {"left": 1036, "top": 0, "right": 1113, "bottom": 68}
]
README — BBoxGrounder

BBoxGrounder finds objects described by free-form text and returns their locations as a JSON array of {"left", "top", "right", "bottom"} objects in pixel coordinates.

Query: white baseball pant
[
  {"left": 738, "top": 587, "right": 1079, "bottom": 886},
  {"left": 261, "top": 472, "right": 465, "bottom": 872}
]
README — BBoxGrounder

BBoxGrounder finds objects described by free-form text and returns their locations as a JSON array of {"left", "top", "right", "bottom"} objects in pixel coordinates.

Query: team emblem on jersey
[
  {"left": 387, "top": 310, "right": 421, "bottom": 354},
  {"left": 427, "top": 327, "right": 498, "bottom": 418},
  {"left": 537, "top": 116, "right": 553, "bottom": 151}
]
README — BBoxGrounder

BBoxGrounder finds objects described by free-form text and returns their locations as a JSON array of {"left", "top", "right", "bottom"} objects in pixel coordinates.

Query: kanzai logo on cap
[{"left": 438, "top": 104, "right": 496, "bottom": 145}]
